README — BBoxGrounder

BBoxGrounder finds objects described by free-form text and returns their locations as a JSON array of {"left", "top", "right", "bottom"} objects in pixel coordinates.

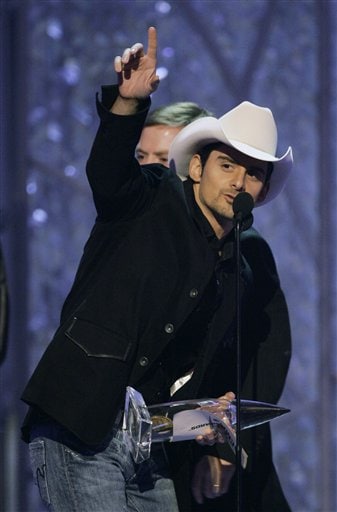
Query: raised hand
[{"left": 114, "top": 26, "right": 159, "bottom": 100}]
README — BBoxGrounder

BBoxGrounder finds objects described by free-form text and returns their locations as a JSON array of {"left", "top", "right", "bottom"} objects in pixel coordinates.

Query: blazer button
[
  {"left": 139, "top": 356, "right": 149, "bottom": 367},
  {"left": 164, "top": 323, "right": 174, "bottom": 334},
  {"left": 189, "top": 288, "right": 198, "bottom": 298}
]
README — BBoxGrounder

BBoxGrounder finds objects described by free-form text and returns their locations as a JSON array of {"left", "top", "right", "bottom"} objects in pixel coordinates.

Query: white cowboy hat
[{"left": 168, "top": 101, "right": 293, "bottom": 206}]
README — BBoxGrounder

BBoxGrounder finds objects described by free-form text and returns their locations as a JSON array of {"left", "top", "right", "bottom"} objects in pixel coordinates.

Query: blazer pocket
[{"left": 65, "top": 317, "right": 133, "bottom": 361}]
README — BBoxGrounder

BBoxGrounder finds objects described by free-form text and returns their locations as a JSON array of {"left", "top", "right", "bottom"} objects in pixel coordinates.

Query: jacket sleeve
[
  {"left": 240, "top": 228, "right": 291, "bottom": 404},
  {"left": 86, "top": 85, "right": 154, "bottom": 222}
]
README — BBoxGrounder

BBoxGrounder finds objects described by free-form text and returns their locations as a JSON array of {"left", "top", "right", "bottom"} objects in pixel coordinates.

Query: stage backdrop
[{"left": 0, "top": 1, "right": 336, "bottom": 511}]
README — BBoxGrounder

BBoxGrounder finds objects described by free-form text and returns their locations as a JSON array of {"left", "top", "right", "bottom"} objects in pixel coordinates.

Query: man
[
  {"left": 135, "top": 101, "right": 212, "bottom": 166},
  {"left": 21, "top": 27, "right": 292, "bottom": 511},
  {"left": 167, "top": 101, "right": 292, "bottom": 512}
]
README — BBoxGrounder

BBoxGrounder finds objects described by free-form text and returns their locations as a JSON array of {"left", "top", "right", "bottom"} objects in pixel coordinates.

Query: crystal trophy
[{"left": 123, "top": 386, "right": 289, "bottom": 465}]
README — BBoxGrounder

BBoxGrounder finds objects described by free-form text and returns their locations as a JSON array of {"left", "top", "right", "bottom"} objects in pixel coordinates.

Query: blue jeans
[{"left": 28, "top": 419, "right": 179, "bottom": 512}]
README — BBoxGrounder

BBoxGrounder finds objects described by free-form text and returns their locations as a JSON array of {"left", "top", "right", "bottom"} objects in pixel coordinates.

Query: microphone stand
[
  {"left": 232, "top": 191, "right": 253, "bottom": 512},
  {"left": 234, "top": 214, "right": 243, "bottom": 512}
]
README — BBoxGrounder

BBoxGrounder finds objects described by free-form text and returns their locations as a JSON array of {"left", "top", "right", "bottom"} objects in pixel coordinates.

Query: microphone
[{"left": 233, "top": 192, "right": 254, "bottom": 231}]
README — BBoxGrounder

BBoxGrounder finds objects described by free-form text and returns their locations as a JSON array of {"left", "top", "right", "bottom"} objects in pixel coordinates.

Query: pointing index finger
[{"left": 146, "top": 26, "right": 157, "bottom": 59}]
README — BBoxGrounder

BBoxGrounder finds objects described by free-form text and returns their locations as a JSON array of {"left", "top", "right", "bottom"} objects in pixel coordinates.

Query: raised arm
[{"left": 86, "top": 27, "right": 161, "bottom": 221}]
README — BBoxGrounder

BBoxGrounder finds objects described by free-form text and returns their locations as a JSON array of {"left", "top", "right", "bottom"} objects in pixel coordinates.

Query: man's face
[
  {"left": 189, "top": 144, "right": 270, "bottom": 236},
  {"left": 136, "top": 125, "right": 182, "bottom": 166}
]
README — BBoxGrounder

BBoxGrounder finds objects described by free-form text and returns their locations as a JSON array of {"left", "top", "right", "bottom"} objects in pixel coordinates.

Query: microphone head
[
  {"left": 232, "top": 192, "right": 254, "bottom": 218},
  {"left": 232, "top": 192, "right": 254, "bottom": 231}
]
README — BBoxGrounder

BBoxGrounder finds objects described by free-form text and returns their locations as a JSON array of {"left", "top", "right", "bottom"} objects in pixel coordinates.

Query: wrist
[{"left": 110, "top": 95, "right": 141, "bottom": 115}]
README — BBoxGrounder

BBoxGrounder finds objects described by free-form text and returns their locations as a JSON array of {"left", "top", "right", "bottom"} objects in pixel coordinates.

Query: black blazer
[{"left": 21, "top": 85, "right": 291, "bottom": 460}]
